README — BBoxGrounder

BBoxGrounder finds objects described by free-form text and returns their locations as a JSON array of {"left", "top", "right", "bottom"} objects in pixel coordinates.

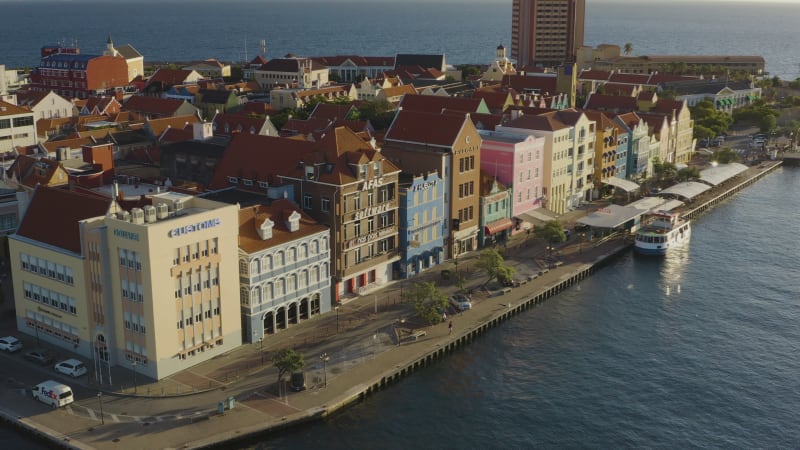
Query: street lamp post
[
  {"left": 97, "top": 392, "right": 104, "bottom": 425},
  {"left": 131, "top": 361, "right": 138, "bottom": 394},
  {"left": 320, "top": 352, "right": 329, "bottom": 388}
]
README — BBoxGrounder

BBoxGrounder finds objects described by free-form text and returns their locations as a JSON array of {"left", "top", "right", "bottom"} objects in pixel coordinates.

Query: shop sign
[
  {"left": 361, "top": 177, "right": 384, "bottom": 191},
  {"left": 412, "top": 179, "right": 439, "bottom": 191},
  {"left": 113, "top": 229, "right": 139, "bottom": 241},
  {"left": 169, "top": 218, "right": 221, "bottom": 237},
  {"left": 352, "top": 204, "right": 390, "bottom": 220},
  {"left": 346, "top": 227, "right": 394, "bottom": 249}
]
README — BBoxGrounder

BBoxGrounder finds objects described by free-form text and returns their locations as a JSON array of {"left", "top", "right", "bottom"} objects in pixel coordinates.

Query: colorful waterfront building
[
  {"left": 614, "top": 112, "right": 651, "bottom": 180},
  {"left": 9, "top": 186, "right": 243, "bottom": 380},
  {"left": 478, "top": 129, "right": 544, "bottom": 232},
  {"left": 497, "top": 109, "right": 596, "bottom": 215},
  {"left": 478, "top": 172, "right": 513, "bottom": 247},
  {"left": 235, "top": 199, "right": 332, "bottom": 342},
  {"left": 396, "top": 172, "right": 445, "bottom": 278},
  {"left": 383, "top": 109, "right": 482, "bottom": 258}
]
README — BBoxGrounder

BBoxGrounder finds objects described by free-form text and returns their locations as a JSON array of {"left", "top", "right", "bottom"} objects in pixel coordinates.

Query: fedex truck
[{"left": 32, "top": 380, "right": 74, "bottom": 408}]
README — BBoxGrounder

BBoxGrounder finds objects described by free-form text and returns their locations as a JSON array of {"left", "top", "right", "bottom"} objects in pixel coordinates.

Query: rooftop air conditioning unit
[
  {"left": 118, "top": 211, "right": 131, "bottom": 222},
  {"left": 130, "top": 208, "right": 144, "bottom": 224},
  {"left": 156, "top": 203, "right": 169, "bottom": 219},
  {"left": 143, "top": 205, "right": 157, "bottom": 223},
  {"left": 173, "top": 200, "right": 184, "bottom": 212}
]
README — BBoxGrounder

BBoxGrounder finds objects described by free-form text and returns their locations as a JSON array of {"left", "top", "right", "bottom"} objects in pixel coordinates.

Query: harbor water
[{"left": 261, "top": 168, "right": 800, "bottom": 448}]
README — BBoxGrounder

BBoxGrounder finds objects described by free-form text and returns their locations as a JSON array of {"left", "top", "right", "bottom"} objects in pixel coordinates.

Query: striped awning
[{"left": 485, "top": 217, "right": 514, "bottom": 235}]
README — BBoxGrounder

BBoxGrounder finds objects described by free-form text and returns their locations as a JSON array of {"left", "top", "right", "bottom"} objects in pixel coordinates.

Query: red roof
[
  {"left": 578, "top": 70, "right": 612, "bottom": 81},
  {"left": 147, "top": 69, "right": 196, "bottom": 87},
  {"left": 16, "top": 186, "right": 111, "bottom": 254},
  {"left": 124, "top": 96, "right": 187, "bottom": 117},
  {"left": 398, "top": 95, "right": 484, "bottom": 114},
  {"left": 385, "top": 110, "right": 470, "bottom": 147},
  {"left": 584, "top": 94, "right": 638, "bottom": 112},
  {"left": 608, "top": 73, "right": 652, "bottom": 85},
  {"left": 238, "top": 198, "right": 327, "bottom": 253}
]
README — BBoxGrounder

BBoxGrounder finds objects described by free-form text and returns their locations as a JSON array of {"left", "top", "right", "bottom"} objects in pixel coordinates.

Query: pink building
[{"left": 478, "top": 130, "right": 545, "bottom": 232}]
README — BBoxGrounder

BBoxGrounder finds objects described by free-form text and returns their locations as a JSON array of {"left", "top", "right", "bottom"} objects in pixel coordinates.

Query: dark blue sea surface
[
  {"left": 0, "top": 1, "right": 798, "bottom": 79},
  {"left": 260, "top": 167, "right": 800, "bottom": 448}
]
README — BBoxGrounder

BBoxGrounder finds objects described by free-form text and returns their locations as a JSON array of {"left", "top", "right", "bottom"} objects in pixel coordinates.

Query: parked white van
[{"left": 32, "top": 380, "right": 74, "bottom": 408}]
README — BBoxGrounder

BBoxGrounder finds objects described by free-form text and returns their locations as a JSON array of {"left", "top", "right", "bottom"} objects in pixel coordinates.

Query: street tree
[
  {"left": 676, "top": 166, "right": 700, "bottom": 181},
  {"left": 475, "top": 249, "right": 516, "bottom": 287},
  {"left": 404, "top": 281, "right": 449, "bottom": 325},
  {"left": 652, "top": 158, "right": 678, "bottom": 182},
  {"left": 533, "top": 220, "right": 566, "bottom": 250},
  {"left": 690, "top": 100, "right": 733, "bottom": 138},
  {"left": 712, "top": 148, "right": 740, "bottom": 164},
  {"left": 272, "top": 348, "right": 305, "bottom": 393}
]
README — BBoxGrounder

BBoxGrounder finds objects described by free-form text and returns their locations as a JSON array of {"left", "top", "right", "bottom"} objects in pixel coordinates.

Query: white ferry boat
[{"left": 633, "top": 211, "right": 691, "bottom": 255}]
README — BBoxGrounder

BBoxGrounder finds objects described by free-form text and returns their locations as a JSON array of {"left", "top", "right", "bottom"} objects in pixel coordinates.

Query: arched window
[{"left": 264, "top": 283, "right": 273, "bottom": 300}]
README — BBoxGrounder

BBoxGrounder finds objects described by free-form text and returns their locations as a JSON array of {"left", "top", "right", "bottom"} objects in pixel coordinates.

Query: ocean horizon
[{"left": 0, "top": 1, "right": 798, "bottom": 79}]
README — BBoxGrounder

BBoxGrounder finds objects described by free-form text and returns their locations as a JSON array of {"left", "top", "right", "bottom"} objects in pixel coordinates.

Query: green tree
[
  {"left": 272, "top": 348, "right": 305, "bottom": 393},
  {"left": 711, "top": 148, "right": 740, "bottom": 164},
  {"left": 475, "top": 249, "right": 516, "bottom": 287},
  {"left": 623, "top": 42, "right": 633, "bottom": 55},
  {"left": 404, "top": 281, "right": 449, "bottom": 325},
  {"left": 356, "top": 99, "right": 396, "bottom": 130},
  {"left": 652, "top": 157, "right": 678, "bottom": 182},
  {"left": 461, "top": 65, "right": 482, "bottom": 78},
  {"left": 270, "top": 107, "right": 295, "bottom": 131},
  {"left": 532, "top": 220, "right": 566, "bottom": 256},
  {"left": 758, "top": 114, "right": 777, "bottom": 133},
  {"left": 676, "top": 166, "right": 700, "bottom": 181},
  {"left": 690, "top": 100, "right": 734, "bottom": 138}
]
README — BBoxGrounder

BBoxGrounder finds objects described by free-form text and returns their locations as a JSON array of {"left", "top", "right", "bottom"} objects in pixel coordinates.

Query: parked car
[
  {"left": 54, "top": 359, "right": 87, "bottom": 377},
  {"left": 449, "top": 294, "right": 472, "bottom": 311},
  {"left": 0, "top": 336, "right": 22, "bottom": 353},
  {"left": 24, "top": 349, "right": 54, "bottom": 365},
  {"left": 290, "top": 371, "right": 306, "bottom": 391}
]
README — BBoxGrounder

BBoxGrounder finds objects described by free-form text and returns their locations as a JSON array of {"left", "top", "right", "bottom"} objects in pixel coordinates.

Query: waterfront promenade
[{"left": 0, "top": 161, "right": 782, "bottom": 450}]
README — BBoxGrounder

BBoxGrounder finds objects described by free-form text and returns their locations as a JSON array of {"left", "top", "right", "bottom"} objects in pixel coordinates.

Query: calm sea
[
  {"left": 259, "top": 167, "right": 800, "bottom": 448},
  {"left": 0, "top": 1, "right": 798, "bottom": 80}
]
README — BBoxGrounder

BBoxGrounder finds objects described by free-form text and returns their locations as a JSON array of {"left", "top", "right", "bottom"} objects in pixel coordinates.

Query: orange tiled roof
[
  {"left": 146, "top": 115, "right": 201, "bottom": 137},
  {"left": 238, "top": 198, "right": 328, "bottom": 253}
]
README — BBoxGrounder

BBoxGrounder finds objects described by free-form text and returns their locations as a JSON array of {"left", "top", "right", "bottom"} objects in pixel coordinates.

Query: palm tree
[{"left": 623, "top": 42, "right": 633, "bottom": 56}]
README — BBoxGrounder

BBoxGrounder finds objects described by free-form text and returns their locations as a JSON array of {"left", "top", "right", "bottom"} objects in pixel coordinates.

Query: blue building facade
[{"left": 396, "top": 172, "right": 445, "bottom": 278}]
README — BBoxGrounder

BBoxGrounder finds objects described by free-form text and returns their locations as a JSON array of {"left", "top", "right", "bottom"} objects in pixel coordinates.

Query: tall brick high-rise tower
[{"left": 511, "top": 0, "right": 586, "bottom": 68}]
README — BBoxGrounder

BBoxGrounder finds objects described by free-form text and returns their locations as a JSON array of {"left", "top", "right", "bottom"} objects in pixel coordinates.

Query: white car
[
  {"left": 54, "top": 359, "right": 87, "bottom": 377},
  {"left": 0, "top": 336, "right": 22, "bottom": 352},
  {"left": 450, "top": 294, "right": 472, "bottom": 311}
]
